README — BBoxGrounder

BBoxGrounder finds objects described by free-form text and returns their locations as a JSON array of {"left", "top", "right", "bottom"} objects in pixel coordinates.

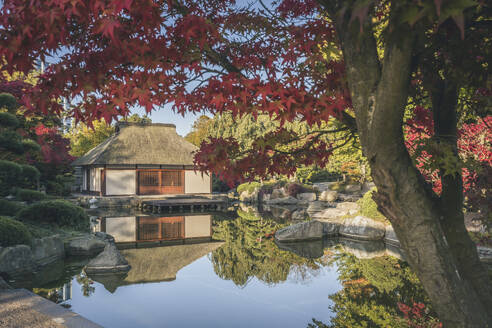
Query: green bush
[
  {"left": 357, "top": 188, "right": 386, "bottom": 221},
  {"left": 0, "top": 93, "right": 18, "bottom": 113},
  {"left": 16, "top": 200, "right": 89, "bottom": 230},
  {"left": 22, "top": 139, "right": 41, "bottom": 153},
  {"left": 46, "top": 174, "right": 75, "bottom": 196},
  {"left": 212, "top": 174, "right": 231, "bottom": 192},
  {"left": 297, "top": 167, "right": 339, "bottom": 184},
  {"left": 237, "top": 182, "right": 261, "bottom": 195},
  {"left": 0, "top": 112, "right": 19, "bottom": 128},
  {"left": 15, "top": 188, "right": 47, "bottom": 202},
  {"left": 20, "top": 164, "right": 40, "bottom": 189},
  {"left": 0, "top": 216, "right": 32, "bottom": 247},
  {"left": 0, "top": 199, "right": 25, "bottom": 216},
  {"left": 0, "top": 160, "right": 22, "bottom": 196}
]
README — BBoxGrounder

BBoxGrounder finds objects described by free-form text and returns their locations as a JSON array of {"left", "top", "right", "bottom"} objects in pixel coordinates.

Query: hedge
[
  {"left": 0, "top": 199, "right": 25, "bottom": 216},
  {"left": 16, "top": 200, "right": 90, "bottom": 231},
  {"left": 237, "top": 182, "right": 262, "bottom": 195},
  {"left": 15, "top": 188, "right": 47, "bottom": 202},
  {"left": 20, "top": 164, "right": 40, "bottom": 189},
  {"left": 0, "top": 216, "right": 32, "bottom": 247},
  {"left": 0, "top": 160, "right": 22, "bottom": 196},
  {"left": 0, "top": 112, "right": 19, "bottom": 128}
]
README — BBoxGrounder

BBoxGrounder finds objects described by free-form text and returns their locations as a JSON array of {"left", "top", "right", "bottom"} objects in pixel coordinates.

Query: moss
[
  {"left": 15, "top": 188, "right": 47, "bottom": 202},
  {"left": 0, "top": 199, "right": 25, "bottom": 216},
  {"left": 0, "top": 216, "right": 32, "bottom": 247},
  {"left": 16, "top": 200, "right": 89, "bottom": 231},
  {"left": 357, "top": 188, "right": 386, "bottom": 222},
  {"left": 237, "top": 182, "right": 262, "bottom": 195}
]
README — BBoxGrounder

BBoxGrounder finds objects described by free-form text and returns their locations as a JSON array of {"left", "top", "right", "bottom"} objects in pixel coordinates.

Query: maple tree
[{"left": 1, "top": 0, "right": 491, "bottom": 326}]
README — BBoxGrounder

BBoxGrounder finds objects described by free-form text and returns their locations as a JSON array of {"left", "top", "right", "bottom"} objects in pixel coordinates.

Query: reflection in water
[{"left": 24, "top": 207, "right": 436, "bottom": 328}]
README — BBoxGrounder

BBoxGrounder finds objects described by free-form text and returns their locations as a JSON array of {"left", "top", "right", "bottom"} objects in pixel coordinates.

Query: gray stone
[
  {"left": 385, "top": 244, "right": 405, "bottom": 260},
  {"left": 239, "top": 190, "right": 259, "bottom": 203},
  {"left": 0, "top": 276, "right": 11, "bottom": 289},
  {"left": 384, "top": 225, "right": 399, "bottom": 246},
  {"left": 336, "top": 202, "right": 360, "bottom": 214},
  {"left": 0, "top": 245, "right": 35, "bottom": 278},
  {"left": 306, "top": 201, "right": 330, "bottom": 215},
  {"left": 85, "top": 243, "right": 130, "bottom": 274},
  {"left": 361, "top": 182, "right": 376, "bottom": 193},
  {"left": 314, "top": 218, "right": 342, "bottom": 236},
  {"left": 337, "top": 193, "right": 361, "bottom": 202},
  {"left": 31, "top": 235, "right": 65, "bottom": 266},
  {"left": 312, "top": 182, "right": 337, "bottom": 192},
  {"left": 477, "top": 246, "right": 492, "bottom": 264},
  {"left": 339, "top": 216, "right": 386, "bottom": 241},
  {"left": 261, "top": 193, "right": 271, "bottom": 202},
  {"left": 464, "top": 212, "right": 487, "bottom": 233},
  {"left": 270, "top": 188, "right": 286, "bottom": 200},
  {"left": 297, "top": 192, "right": 316, "bottom": 202},
  {"left": 313, "top": 207, "right": 347, "bottom": 220},
  {"left": 94, "top": 232, "right": 115, "bottom": 243},
  {"left": 65, "top": 235, "right": 106, "bottom": 257},
  {"left": 292, "top": 209, "right": 308, "bottom": 220},
  {"left": 265, "top": 196, "right": 299, "bottom": 205},
  {"left": 344, "top": 184, "right": 361, "bottom": 193},
  {"left": 319, "top": 190, "right": 338, "bottom": 202},
  {"left": 275, "top": 220, "right": 324, "bottom": 242}
]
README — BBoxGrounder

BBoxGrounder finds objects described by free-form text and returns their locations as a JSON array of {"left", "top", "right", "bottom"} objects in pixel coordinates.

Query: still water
[{"left": 25, "top": 206, "right": 434, "bottom": 328}]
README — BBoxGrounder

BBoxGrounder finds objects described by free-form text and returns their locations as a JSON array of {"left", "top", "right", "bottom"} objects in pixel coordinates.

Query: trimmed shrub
[
  {"left": 0, "top": 112, "right": 19, "bottom": 128},
  {"left": 0, "top": 216, "right": 32, "bottom": 247},
  {"left": 15, "top": 188, "right": 47, "bottom": 202},
  {"left": 357, "top": 188, "right": 386, "bottom": 221},
  {"left": 16, "top": 200, "right": 89, "bottom": 231},
  {"left": 21, "top": 139, "right": 41, "bottom": 153},
  {"left": 20, "top": 164, "right": 40, "bottom": 189},
  {"left": 237, "top": 182, "right": 261, "bottom": 195},
  {"left": 0, "top": 93, "right": 18, "bottom": 113},
  {"left": 0, "top": 199, "right": 25, "bottom": 216},
  {"left": 0, "top": 160, "right": 22, "bottom": 196},
  {"left": 0, "top": 130, "right": 24, "bottom": 154}
]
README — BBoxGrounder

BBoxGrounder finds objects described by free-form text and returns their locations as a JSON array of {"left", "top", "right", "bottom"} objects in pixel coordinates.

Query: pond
[{"left": 17, "top": 205, "right": 435, "bottom": 328}]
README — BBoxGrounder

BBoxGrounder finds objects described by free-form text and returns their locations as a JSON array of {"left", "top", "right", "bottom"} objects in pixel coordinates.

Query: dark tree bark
[{"left": 319, "top": 1, "right": 492, "bottom": 327}]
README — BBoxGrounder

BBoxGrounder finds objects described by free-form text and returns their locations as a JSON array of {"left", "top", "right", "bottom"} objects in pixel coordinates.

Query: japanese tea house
[{"left": 72, "top": 122, "right": 211, "bottom": 196}]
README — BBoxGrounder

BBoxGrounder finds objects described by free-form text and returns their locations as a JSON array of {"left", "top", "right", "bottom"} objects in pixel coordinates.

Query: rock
[
  {"left": 306, "top": 201, "right": 331, "bottom": 215},
  {"left": 319, "top": 190, "right": 338, "bottom": 202},
  {"left": 312, "top": 182, "right": 337, "bottom": 192},
  {"left": 31, "top": 235, "right": 65, "bottom": 266},
  {"left": 339, "top": 216, "right": 386, "bottom": 241},
  {"left": 385, "top": 244, "right": 405, "bottom": 260},
  {"left": 340, "top": 239, "right": 386, "bottom": 259},
  {"left": 261, "top": 193, "right": 271, "bottom": 202},
  {"left": 336, "top": 202, "right": 360, "bottom": 214},
  {"left": 239, "top": 190, "right": 259, "bottom": 203},
  {"left": 312, "top": 208, "right": 347, "bottom": 220},
  {"left": 337, "top": 194, "right": 361, "bottom": 202},
  {"left": 464, "top": 212, "right": 487, "bottom": 233},
  {"left": 384, "top": 225, "right": 399, "bottom": 246},
  {"left": 297, "top": 192, "right": 316, "bottom": 202},
  {"left": 270, "top": 188, "right": 286, "bottom": 200},
  {"left": 344, "top": 184, "right": 361, "bottom": 193},
  {"left": 0, "top": 245, "right": 35, "bottom": 278},
  {"left": 65, "top": 235, "right": 106, "bottom": 257},
  {"left": 361, "top": 182, "right": 376, "bottom": 193},
  {"left": 84, "top": 243, "right": 130, "bottom": 274},
  {"left": 94, "top": 232, "right": 115, "bottom": 243},
  {"left": 314, "top": 218, "right": 342, "bottom": 236},
  {"left": 275, "top": 239, "right": 325, "bottom": 259},
  {"left": 267, "top": 206, "right": 293, "bottom": 221},
  {"left": 275, "top": 220, "right": 325, "bottom": 242},
  {"left": 292, "top": 209, "right": 308, "bottom": 220},
  {"left": 265, "top": 196, "right": 299, "bottom": 205},
  {"left": 477, "top": 246, "right": 492, "bottom": 264}
]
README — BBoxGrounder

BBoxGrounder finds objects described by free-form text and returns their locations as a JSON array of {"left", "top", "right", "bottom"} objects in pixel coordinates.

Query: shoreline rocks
[
  {"left": 339, "top": 216, "right": 386, "bottom": 241},
  {"left": 64, "top": 235, "right": 106, "bottom": 257},
  {"left": 84, "top": 242, "right": 130, "bottom": 274}
]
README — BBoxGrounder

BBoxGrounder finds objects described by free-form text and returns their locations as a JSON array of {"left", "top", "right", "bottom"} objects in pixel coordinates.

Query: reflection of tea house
[{"left": 72, "top": 122, "right": 211, "bottom": 196}]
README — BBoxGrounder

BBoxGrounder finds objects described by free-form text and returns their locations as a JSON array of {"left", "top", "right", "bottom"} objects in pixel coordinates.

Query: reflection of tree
[
  {"left": 76, "top": 272, "right": 95, "bottom": 297},
  {"left": 211, "top": 209, "right": 323, "bottom": 287},
  {"left": 310, "top": 253, "right": 434, "bottom": 328}
]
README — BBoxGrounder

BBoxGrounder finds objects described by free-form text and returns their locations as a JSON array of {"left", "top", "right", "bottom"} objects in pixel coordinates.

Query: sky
[{"left": 131, "top": 104, "right": 202, "bottom": 137}]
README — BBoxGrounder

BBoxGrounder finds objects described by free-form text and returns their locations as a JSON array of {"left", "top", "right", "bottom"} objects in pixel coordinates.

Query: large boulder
[
  {"left": 84, "top": 243, "right": 130, "bottom": 274},
  {"left": 275, "top": 220, "right": 324, "bottom": 242},
  {"left": 307, "top": 201, "right": 330, "bottom": 215},
  {"left": 313, "top": 208, "right": 347, "bottom": 220},
  {"left": 314, "top": 218, "right": 342, "bottom": 236},
  {"left": 319, "top": 190, "right": 338, "bottom": 202},
  {"left": 297, "top": 192, "right": 316, "bottom": 202},
  {"left": 336, "top": 202, "right": 360, "bottom": 214},
  {"left": 292, "top": 209, "right": 308, "bottom": 221},
  {"left": 339, "top": 239, "right": 386, "bottom": 259},
  {"left": 239, "top": 190, "right": 259, "bottom": 203},
  {"left": 270, "top": 188, "right": 286, "bottom": 200},
  {"left": 339, "top": 216, "right": 386, "bottom": 241},
  {"left": 275, "top": 239, "right": 325, "bottom": 259},
  {"left": 0, "top": 245, "right": 35, "bottom": 278},
  {"left": 344, "top": 184, "right": 361, "bottom": 193},
  {"left": 384, "top": 225, "right": 399, "bottom": 246},
  {"left": 31, "top": 235, "right": 65, "bottom": 266},
  {"left": 265, "top": 196, "right": 299, "bottom": 205},
  {"left": 64, "top": 235, "right": 106, "bottom": 257}
]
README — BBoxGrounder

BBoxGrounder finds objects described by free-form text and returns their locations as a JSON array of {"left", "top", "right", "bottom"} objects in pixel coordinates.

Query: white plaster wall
[
  {"left": 106, "top": 170, "right": 136, "bottom": 195},
  {"left": 184, "top": 215, "right": 212, "bottom": 238},
  {"left": 90, "top": 168, "right": 102, "bottom": 191},
  {"left": 184, "top": 171, "right": 211, "bottom": 194},
  {"left": 105, "top": 217, "right": 136, "bottom": 242}
]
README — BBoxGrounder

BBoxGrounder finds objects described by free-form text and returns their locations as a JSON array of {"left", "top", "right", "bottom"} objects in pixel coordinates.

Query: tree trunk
[
  {"left": 323, "top": 3, "right": 492, "bottom": 326},
  {"left": 431, "top": 79, "right": 492, "bottom": 320}
]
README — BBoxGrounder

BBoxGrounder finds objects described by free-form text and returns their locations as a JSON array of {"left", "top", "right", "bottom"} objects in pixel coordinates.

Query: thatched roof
[
  {"left": 72, "top": 122, "right": 198, "bottom": 166},
  {"left": 89, "top": 242, "right": 224, "bottom": 293}
]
